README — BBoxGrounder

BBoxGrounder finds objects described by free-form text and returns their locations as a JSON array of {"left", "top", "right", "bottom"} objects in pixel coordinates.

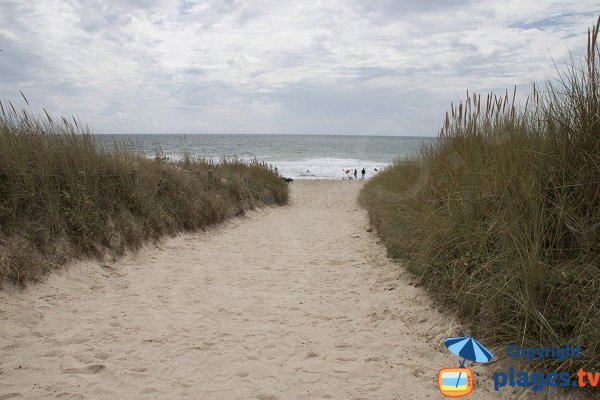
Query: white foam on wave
[
  {"left": 147, "top": 154, "right": 388, "bottom": 180},
  {"left": 267, "top": 158, "right": 388, "bottom": 180}
]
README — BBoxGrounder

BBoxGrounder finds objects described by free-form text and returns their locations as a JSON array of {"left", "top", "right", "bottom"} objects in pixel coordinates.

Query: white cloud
[{"left": 0, "top": 0, "right": 598, "bottom": 135}]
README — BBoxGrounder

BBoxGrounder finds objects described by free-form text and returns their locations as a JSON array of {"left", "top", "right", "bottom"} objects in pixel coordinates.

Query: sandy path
[{"left": 0, "top": 181, "right": 505, "bottom": 399}]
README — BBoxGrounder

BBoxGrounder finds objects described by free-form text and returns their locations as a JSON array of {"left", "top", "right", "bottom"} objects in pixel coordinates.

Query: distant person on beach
[
  {"left": 353, "top": 169, "right": 358, "bottom": 180},
  {"left": 361, "top": 168, "right": 366, "bottom": 179}
]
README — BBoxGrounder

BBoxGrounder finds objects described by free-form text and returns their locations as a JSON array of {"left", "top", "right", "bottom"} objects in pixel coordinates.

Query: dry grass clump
[
  {"left": 361, "top": 17, "right": 600, "bottom": 372},
  {"left": 0, "top": 104, "right": 287, "bottom": 284}
]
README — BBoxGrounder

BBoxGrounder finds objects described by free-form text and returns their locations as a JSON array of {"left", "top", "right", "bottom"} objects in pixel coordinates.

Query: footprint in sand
[
  {"left": 256, "top": 394, "right": 278, "bottom": 400},
  {"left": 62, "top": 364, "right": 105, "bottom": 374},
  {"left": 61, "top": 354, "right": 105, "bottom": 374},
  {"left": 55, "top": 394, "right": 84, "bottom": 399},
  {"left": 334, "top": 343, "right": 354, "bottom": 349},
  {"left": 335, "top": 356, "right": 356, "bottom": 362},
  {"left": 0, "top": 394, "right": 23, "bottom": 400}
]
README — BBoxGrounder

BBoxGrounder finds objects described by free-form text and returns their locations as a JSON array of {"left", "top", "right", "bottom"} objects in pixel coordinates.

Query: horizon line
[{"left": 97, "top": 133, "right": 438, "bottom": 138}]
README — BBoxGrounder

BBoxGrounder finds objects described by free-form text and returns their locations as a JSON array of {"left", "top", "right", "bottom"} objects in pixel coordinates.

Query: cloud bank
[{"left": 0, "top": 0, "right": 598, "bottom": 135}]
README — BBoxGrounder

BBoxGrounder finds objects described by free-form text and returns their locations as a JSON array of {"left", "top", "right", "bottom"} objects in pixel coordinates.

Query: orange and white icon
[{"left": 438, "top": 368, "right": 473, "bottom": 397}]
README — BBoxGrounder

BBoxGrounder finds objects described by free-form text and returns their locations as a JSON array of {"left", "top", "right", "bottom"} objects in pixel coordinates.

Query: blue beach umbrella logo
[
  {"left": 444, "top": 336, "right": 494, "bottom": 366},
  {"left": 438, "top": 336, "right": 493, "bottom": 397}
]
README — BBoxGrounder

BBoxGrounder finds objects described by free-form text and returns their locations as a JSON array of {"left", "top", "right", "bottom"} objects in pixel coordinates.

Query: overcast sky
[{"left": 0, "top": 1, "right": 598, "bottom": 135}]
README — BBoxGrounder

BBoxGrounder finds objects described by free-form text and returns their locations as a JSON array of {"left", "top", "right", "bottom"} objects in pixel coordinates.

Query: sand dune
[{"left": 1, "top": 181, "right": 517, "bottom": 399}]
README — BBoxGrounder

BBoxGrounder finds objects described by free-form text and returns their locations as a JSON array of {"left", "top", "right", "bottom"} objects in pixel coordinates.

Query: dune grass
[
  {"left": 0, "top": 103, "right": 288, "bottom": 285},
  {"left": 360, "top": 17, "right": 600, "bottom": 372}
]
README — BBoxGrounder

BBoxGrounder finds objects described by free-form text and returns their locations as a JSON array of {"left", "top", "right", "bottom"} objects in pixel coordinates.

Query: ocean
[{"left": 94, "top": 134, "right": 436, "bottom": 180}]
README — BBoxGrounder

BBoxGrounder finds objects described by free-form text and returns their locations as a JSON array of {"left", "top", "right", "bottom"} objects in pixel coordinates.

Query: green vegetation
[
  {"left": 0, "top": 103, "right": 288, "bottom": 284},
  {"left": 361, "top": 17, "right": 600, "bottom": 371}
]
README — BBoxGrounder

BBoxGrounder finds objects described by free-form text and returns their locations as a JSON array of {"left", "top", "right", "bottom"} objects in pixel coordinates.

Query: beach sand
[{"left": 0, "top": 181, "right": 516, "bottom": 399}]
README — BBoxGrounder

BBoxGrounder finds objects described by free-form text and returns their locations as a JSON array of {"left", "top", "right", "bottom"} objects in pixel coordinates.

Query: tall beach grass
[
  {"left": 361, "top": 17, "right": 600, "bottom": 372},
  {"left": 0, "top": 102, "right": 288, "bottom": 284}
]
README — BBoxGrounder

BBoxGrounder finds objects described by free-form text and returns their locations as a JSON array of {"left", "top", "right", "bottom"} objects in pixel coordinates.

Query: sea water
[{"left": 94, "top": 134, "right": 435, "bottom": 180}]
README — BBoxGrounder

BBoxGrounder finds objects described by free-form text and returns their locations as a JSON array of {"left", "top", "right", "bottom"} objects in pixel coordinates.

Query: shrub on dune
[
  {"left": 361, "top": 17, "right": 600, "bottom": 372},
  {"left": 0, "top": 103, "right": 288, "bottom": 284}
]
